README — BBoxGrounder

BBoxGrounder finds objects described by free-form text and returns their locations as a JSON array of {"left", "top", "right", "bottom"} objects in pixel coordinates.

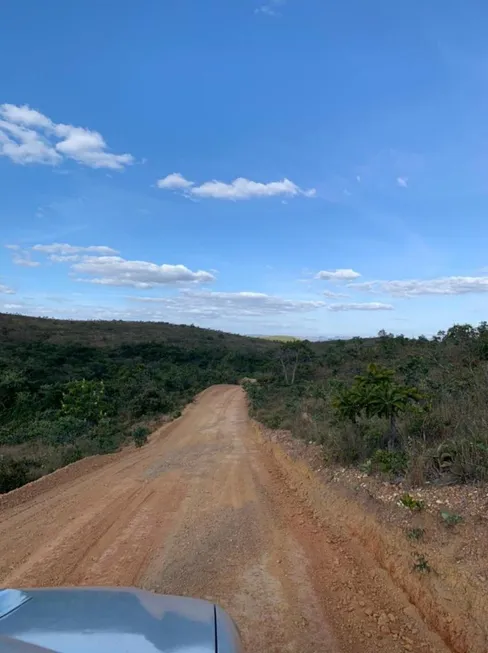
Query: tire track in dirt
[
  {"left": 2, "top": 484, "right": 150, "bottom": 586},
  {"left": 0, "top": 385, "right": 455, "bottom": 653}
]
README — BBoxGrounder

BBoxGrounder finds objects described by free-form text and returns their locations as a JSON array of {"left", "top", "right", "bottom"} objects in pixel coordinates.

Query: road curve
[{"left": 0, "top": 386, "right": 450, "bottom": 653}]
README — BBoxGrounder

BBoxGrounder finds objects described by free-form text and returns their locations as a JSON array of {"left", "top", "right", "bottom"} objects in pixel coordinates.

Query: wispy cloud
[
  {"left": 327, "top": 302, "right": 393, "bottom": 312},
  {"left": 5, "top": 244, "right": 40, "bottom": 267},
  {"left": 351, "top": 276, "right": 488, "bottom": 297},
  {"left": 355, "top": 149, "right": 422, "bottom": 191},
  {"left": 32, "top": 243, "right": 118, "bottom": 256},
  {"left": 0, "top": 282, "right": 15, "bottom": 294},
  {"left": 0, "top": 104, "right": 134, "bottom": 170},
  {"left": 131, "top": 289, "right": 324, "bottom": 318},
  {"left": 255, "top": 0, "right": 286, "bottom": 16},
  {"left": 322, "top": 289, "right": 349, "bottom": 298},
  {"left": 157, "top": 173, "right": 315, "bottom": 200}
]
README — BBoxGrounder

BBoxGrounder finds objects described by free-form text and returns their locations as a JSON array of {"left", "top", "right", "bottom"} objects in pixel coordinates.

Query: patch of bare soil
[{"left": 0, "top": 385, "right": 467, "bottom": 652}]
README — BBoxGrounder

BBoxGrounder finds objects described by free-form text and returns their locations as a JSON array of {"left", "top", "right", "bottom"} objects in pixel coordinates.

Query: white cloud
[
  {"left": 192, "top": 177, "right": 315, "bottom": 200},
  {"left": 0, "top": 283, "right": 15, "bottom": 295},
  {"left": 0, "top": 103, "right": 52, "bottom": 128},
  {"left": 32, "top": 243, "right": 119, "bottom": 256},
  {"left": 0, "top": 104, "right": 134, "bottom": 170},
  {"left": 54, "top": 124, "right": 134, "bottom": 169},
  {"left": 397, "top": 176, "right": 408, "bottom": 188},
  {"left": 22, "top": 242, "right": 215, "bottom": 290},
  {"left": 327, "top": 302, "right": 393, "bottom": 312},
  {"left": 157, "top": 174, "right": 316, "bottom": 200},
  {"left": 315, "top": 269, "right": 361, "bottom": 281},
  {"left": 351, "top": 276, "right": 488, "bottom": 297},
  {"left": 3, "top": 303, "right": 24, "bottom": 310},
  {"left": 0, "top": 118, "right": 61, "bottom": 165},
  {"left": 157, "top": 172, "right": 194, "bottom": 190},
  {"left": 323, "top": 289, "right": 349, "bottom": 298},
  {"left": 73, "top": 256, "right": 216, "bottom": 289},
  {"left": 131, "top": 290, "right": 324, "bottom": 318}
]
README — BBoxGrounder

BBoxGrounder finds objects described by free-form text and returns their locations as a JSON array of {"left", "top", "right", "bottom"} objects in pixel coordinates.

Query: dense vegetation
[
  {"left": 2, "top": 313, "right": 488, "bottom": 493},
  {"left": 246, "top": 325, "right": 488, "bottom": 486},
  {"left": 0, "top": 314, "right": 276, "bottom": 492}
]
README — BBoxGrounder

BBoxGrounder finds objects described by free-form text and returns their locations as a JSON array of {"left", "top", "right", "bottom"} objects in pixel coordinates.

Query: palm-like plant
[
  {"left": 334, "top": 364, "right": 423, "bottom": 450},
  {"left": 366, "top": 383, "right": 421, "bottom": 449},
  {"left": 333, "top": 387, "right": 364, "bottom": 422}
]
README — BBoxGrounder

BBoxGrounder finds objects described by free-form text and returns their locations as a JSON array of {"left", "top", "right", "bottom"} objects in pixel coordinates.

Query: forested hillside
[
  {"left": 2, "top": 313, "right": 488, "bottom": 493},
  {"left": 0, "top": 314, "right": 277, "bottom": 491}
]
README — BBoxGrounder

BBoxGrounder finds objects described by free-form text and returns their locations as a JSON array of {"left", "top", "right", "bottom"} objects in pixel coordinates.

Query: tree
[
  {"left": 365, "top": 382, "right": 422, "bottom": 450},
  {"left": 445, "top": 323, "right": 476, "bottom": 345},
  {"left": 277, "top": 341, "right": 312, "bottom": 385},
  {"left": 334, "top": 364, "right": 422, "bottom": 450}
]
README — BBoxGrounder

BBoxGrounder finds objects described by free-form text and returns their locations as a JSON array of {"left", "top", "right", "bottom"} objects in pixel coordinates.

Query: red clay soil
[{"left": 0, "top": 385, "right": 458, "bottom": 653}]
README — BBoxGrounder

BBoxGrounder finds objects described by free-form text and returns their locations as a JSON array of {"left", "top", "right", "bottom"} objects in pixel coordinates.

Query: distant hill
[
  {"left": 257, "top": 335, "right": 302, "bottom": 342},
  {"left": 0, "top": 313, "right": 275, "bottom": 352}
]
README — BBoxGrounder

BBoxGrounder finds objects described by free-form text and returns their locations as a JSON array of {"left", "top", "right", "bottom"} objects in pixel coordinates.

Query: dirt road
[{"left": 0, "top": 386, "right": 452, "bottom": 653}]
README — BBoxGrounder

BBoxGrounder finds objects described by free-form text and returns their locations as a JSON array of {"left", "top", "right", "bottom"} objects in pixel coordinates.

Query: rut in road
[{"left": 0, "top": 385, "right": 452, "bottom": 653}]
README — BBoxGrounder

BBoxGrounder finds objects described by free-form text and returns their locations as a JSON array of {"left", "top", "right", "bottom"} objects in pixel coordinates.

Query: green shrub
[
  {"left": 60, "top": 445, "right": 84, "bottom": 466},
  {"left": 399, "top": 493, "right": 424, "bottom": 511},
  {"left": 0, "top": 456, "right": 39, "bottom": 493},
  {"left": 132, "top": 426, "right": 150, "bottom": 448},
  {"left": 371, "top": 449, "right": 407, "bottom": 476},
  {"left": 320, "top": 417, "right": 384, "bottom": 466},
  {"left": 359, "top": 459, "right": 373, "bottom": 475},
  {"left": 321, "top": 421, "right": 367, "bottom": 465},
  {"left": 412, "top": 552, "right": 431, "bottom": 573},
  {"left": 27, "top": 415, "right": 88, "bottom": 446},
  {"left": 91, "top": 418, "right": 119, "bottom": 453},
  {"left": 440, "top": 511, "right": 463, "bottom": 526},
  {"left": 406, "top": 527, "right": 425, "bottom": 541},
  {"left": 434, "top": 438, "right": 488, "bottom": 482}
]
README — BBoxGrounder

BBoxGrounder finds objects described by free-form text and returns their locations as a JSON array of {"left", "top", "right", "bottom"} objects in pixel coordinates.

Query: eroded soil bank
[{"left": 257, "top": 423, "right": 488, "bottom": 653}]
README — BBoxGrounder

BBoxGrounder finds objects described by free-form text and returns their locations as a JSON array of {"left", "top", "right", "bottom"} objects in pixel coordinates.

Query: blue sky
[{"left": 2, "top": 0, "right": 488, "bottom": 337}]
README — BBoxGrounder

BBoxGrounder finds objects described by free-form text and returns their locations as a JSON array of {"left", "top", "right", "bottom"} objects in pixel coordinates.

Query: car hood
[{"left": 0, "top": 587, "right": 218, "bottom": 653}]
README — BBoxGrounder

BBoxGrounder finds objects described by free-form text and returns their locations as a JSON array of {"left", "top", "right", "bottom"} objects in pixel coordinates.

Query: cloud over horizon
[
  {"left": 327, "top": 302, "right": 393, "bottom": 312},
  {"left": 351, "top": 276, "right": 488, "bottom": 297}
]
